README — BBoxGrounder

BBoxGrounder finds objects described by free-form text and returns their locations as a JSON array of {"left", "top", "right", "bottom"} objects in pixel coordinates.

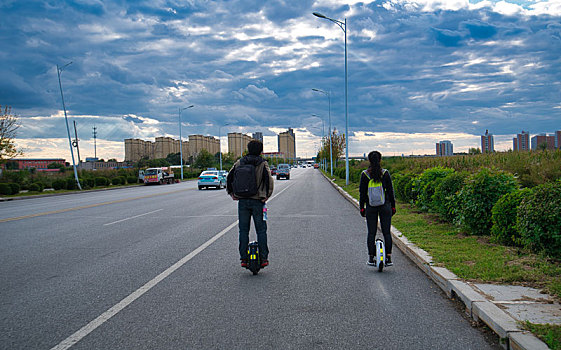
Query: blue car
[{"left": 198, "top": 170, "right": 226, "bottom": 190}]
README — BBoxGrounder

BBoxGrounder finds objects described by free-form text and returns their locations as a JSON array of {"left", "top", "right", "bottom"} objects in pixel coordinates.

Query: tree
[
  {"left": 0, "top": 105, "right": 23, "bottom": 162},
  {"left": 468, "top": 147, "right": 481, "bottom": 155},
  {"left": 166, "top": 152, "right": 181, "bottom": 165},
  {"left": 194, "top": 149, "right": 215, "bottom": 169},
  {"left": 538, "top": 142, "right": 548, "bottom": 151},
  {"left": 317, "top": 128, "right": 345, "bottom": 166}
]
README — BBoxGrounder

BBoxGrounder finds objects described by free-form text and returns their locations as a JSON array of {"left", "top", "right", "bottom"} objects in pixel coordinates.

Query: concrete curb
[{"left": 320, "top": 171, "right": 550, "bottom": 350}]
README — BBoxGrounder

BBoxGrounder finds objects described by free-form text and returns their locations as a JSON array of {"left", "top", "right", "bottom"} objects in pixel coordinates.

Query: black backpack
[
  {"left": 231, "top": 156, "right": 270, "bottom": 198},
  {"left": 232, "top": 158, "right": 259, "bottom": 198}
]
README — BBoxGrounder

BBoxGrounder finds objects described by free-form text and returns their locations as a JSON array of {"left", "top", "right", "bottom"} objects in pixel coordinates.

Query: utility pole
[
  {"left": 92, "top": 125, "right": 97, "bottom": 159},
  {"left": 72, "top": 120, "right": 81, "bottom": 164}
]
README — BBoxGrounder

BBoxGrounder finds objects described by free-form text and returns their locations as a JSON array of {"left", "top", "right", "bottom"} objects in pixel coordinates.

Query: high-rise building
[
  {"left": 555, "top": 130, "right": 561, "bottom": 149},
  {"left": 436, "top": 140, "right": 453, "bottom": 156},
  {"left": 125, "top": 138, "right": 154, "bottom": 162},
  {"left": 189, "top": 135, "right": 220, "bottom": 157},
  {"left": 481, "top": 130, "right": 494, "bottom": 153},
  {"left": 513, "top": 131, "right": 530, "bottom": 151},
  {"left": 531, "top": 134, "right": 555, "bottom": 150},
  {"left": 252, "top": 132, "right": 263, "bottom": 143},
  {"left": 124, "top": 135, "right": 215, "bottom": 162},
  {"left": 278, "top": 128, "right": 296, "bottom": 161},
  {"left": 228, "top": 132, "right": 253, "bottom": 158}
]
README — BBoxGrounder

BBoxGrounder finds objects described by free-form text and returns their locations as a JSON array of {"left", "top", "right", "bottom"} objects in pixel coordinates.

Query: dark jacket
[
  {"left": 359, "top": 168, "right": 396, "bottom": 209},
  {"left": 226, "top": 155, "right": 274, "bottom": 200}
]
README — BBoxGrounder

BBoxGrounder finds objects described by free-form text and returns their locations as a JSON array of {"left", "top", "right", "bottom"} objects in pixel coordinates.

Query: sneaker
[
  {"left": 241, "top": 259, "right": 248, "bottom": 268},
  {"left": 385, "top": 256, "right": 393, "bottom": 266},
  {"left": 260, "top": 259, "right": 269, "bottom": 268},
  {"left": 366, "top": 255, "right": 375, "bottom": 266}
]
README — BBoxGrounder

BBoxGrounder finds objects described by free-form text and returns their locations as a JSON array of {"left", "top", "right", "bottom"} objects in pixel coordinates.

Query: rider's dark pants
[
  {"left": 365, "top": 201, "right": 393, "bottom": 256},
  {"left": 238, "top": 198, "right": 268, "bottom": 260}
]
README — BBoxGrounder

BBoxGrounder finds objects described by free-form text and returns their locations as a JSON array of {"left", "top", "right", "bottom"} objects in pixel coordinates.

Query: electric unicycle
[
  {"left": 375, "top": 238, "right": 386, "bottom": 272},
  {"left": 247, "top": 241, "right": 261, "bottom": 275}
]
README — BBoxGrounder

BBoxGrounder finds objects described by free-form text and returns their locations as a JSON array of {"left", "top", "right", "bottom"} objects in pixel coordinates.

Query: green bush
[
  {"left": 127, "top": 176, "right": 137, "bottom": 184},
  {"left": 457, "top": 168, "right": 518, "bottom": 235},
  {"left": 28, "top": 183, "right": 42, "bottom": 192},
  {"left": 52, "top": 179, "right": 66, "bottom": 190},
  {"left": 432, "top": 171, "right": 468, "bottom": 222},
  {"left": 95, "top": 177, "right": 109, "bottom": 187},
  {"left": 414, "top": 167, "right": 455, "bottom": 211},
  {"left": 9, "top": 183, "right": 20, "bottom": 195},
  {"left": 0, "top": 183, "right": 12, "bottom": 195},
  {"left": 84, "top": 178, "right": 95, "bottom": 188},
  {"left": 66, "top": 178, "right": 77, "bottom": 190},
  {"left": 517, "top": 183, "right": 561, "bottom": 258},
  {"left": 491, "top": 188, "right": 532, "bottom": 246},
  {"left": 393, "top": 173, "right": 417, "bottom": 203},
  {"left": 111, "top": 177, "right": 122, "bottom": 185}
]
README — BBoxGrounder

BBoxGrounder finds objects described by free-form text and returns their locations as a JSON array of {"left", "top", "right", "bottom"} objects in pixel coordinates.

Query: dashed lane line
[{"left": 0, "top": 188, "right": 193, "bottom": 223}]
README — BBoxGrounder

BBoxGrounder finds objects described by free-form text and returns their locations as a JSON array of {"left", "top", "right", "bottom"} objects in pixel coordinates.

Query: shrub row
[
  {"left": 393, "top": 167, "right": 561, "bottom": 259},
  {"left": 0, "top": 183, "right": 21, "bottom": 195},
  {"left": 334, "top": 164, "right": 561, "bottom": 259}
]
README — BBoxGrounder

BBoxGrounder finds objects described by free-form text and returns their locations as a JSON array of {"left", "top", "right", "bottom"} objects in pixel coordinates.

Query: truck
[
  {"left": 276, "top": 163, "right": 290, "bottom": 180},
  {"left": 142, "top": 167, "right": 175, "bottom": 185}
]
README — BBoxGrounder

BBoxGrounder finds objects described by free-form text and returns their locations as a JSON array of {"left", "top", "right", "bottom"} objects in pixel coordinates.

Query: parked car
[
  {"left": 276, "top": 164, "right": 290, "bottom": 180},
  {"left": 198, "top": 170, "right": 226, "bottom": 190}
]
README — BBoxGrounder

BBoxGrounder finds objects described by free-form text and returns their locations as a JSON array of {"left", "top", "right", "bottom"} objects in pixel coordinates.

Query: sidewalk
[{"left": 323, "top": 172, "right": 559, "bottom": 350}]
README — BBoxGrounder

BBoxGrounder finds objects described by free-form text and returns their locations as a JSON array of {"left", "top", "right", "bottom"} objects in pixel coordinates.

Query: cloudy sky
[{"left": 2, "top": 0, "right": 561, "bottom": 161}]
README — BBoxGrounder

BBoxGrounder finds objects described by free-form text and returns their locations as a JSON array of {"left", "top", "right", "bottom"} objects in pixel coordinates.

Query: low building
[{"left": 3, "top": 158, "right": 65, "bottom": 171}]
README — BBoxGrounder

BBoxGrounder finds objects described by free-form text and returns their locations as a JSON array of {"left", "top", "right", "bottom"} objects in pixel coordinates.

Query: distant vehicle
[
  {"left": 143, "top": 167, "right": 175, "bottom": 185},
  {"left": 198, "top": 170, "right": 226, "bottom": 190},
  {"left": 271, "top": 167, "right": 277, "bottom": 176},
  {"left": 276, "top": 164, "right": 290, "bottom": 180},
  {"left": 313, "top": 163, "right": 319, "bottom": 169}
]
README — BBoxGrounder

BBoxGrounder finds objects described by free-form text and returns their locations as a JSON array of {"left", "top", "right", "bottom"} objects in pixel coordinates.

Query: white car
[{"left": 198, "top": 171, "right": 226, "bottom": 190}]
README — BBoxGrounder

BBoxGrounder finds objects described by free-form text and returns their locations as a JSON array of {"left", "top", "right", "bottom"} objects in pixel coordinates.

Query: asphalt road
[{"left": 0, "top": 168, "right": 500, "bottom": 349}]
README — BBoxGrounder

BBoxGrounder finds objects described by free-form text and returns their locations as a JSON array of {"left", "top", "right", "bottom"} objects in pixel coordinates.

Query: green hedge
[
  {"left": 111, "top": 177, "right": 122, "bottom": 185},
  {"left": 0, "top": 183, "right": 12, "bottom": 195},
  {"left": 95, "top": 177, "right": 109, "bottom": 187},
  {"left": 127, "top": 176, "right": 137, "bottom": 184},
  {"left": 491, "top": 189, "right": 532, "bottom": 246},
  {"left": 393, "top": 173, "right": 417, "bottom": 203},
  {"left": 457, "top": 168, "right": 517, "bottom": 235},
  {"left": 432, "top": 171, "right": 468, "bottom": 223},
  {"left": 414, "top": 167, "right": 454, "bottom": 212},
  {"left": 517, "top": 183, "right": 561, "bottom": 259},
  {"left": 52, "top": 179, "right": 66, "bottom": 190},
  {"left": 28, "top": 183, "right": 43, "bottom": 192},
  {"left": 9, "top": 183, "right": 20, "bottom": 195}
]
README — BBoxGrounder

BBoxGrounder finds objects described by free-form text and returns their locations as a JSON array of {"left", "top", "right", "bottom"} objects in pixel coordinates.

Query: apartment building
[
  {"left": 252, "top": 132, "right": 263, "bottom": 143},
  {"left": 436, "top": 140, "right": 453, "bottom": 156},
  {"left": 481, "top": 130, "right": 494, "bottom": 153},
  {"left": 531, "top": 134, "right": 556, "bottom": 150},
  {"left": 228, "top": 132, "right": 253, "bottom": 158},
  {"left": 513, "top": 131, "right": 530, "bottom": 151},
  {"left": 555, "top": 130, "right": 561, "bottom": 149},
  {"left": 125, "top": 135, "right": 216, "bottom": 162},
  {"left": 278, "top": 128, "right": 296, "bottom": 161}
]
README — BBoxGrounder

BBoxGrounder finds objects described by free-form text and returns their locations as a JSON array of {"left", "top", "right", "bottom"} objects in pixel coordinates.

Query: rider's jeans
[{"left": 238, "top": 198, "right": 268, "bottom": 260}]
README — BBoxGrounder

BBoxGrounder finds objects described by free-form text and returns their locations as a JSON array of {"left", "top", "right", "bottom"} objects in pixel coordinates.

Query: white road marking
[
  {"left": 103, "top": 209, "right": 164, "bottom": 226},
  {"left": 50, "top": 220, "right": 239, "bottom": 350},
  {"left": 50, "top": 181, "right": 295, "bottom": 350}
]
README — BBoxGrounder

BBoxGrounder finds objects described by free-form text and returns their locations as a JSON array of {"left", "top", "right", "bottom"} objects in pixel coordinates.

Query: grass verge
[{"left": 522, "top": 322, "right": 561, "bottom": 350}]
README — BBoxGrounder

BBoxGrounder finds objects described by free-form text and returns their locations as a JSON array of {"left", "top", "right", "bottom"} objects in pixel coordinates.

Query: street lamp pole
[
  {"left": 179, "top": 105, "right": 194, "bottom": 180},
  {"left": 313, "top": 12, "right": 349, "bottom": 185},
  {"left": 311, "top": 114, "right": 325, "bottom": 169},
  {"left": 312, "top": 88, "right": 333, "bottom": 176},
  {"left": 57, "top": 62, "right": 81, "bottom": 190},
  {"left": 219, "top": 123, "right": 229, "bottom": 171}
]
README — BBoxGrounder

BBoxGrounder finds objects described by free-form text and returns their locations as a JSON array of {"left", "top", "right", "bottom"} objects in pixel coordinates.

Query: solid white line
[
  {"left": 50, "top": 220, "right": 239, "bottom": 350},
  {"left": 51, "top": 182, "right": 294, "bottom": 350},
  {"left": 103, "top": 209, "right": 164, "bottom": 226}
]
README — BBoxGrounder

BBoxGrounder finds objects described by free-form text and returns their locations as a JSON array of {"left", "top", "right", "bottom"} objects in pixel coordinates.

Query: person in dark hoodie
[
  {"left": 359, "top": 151, "right": 396, "bottom": 266},
  {"left": 227, "top": 140, "right": 274, "bottom": 268}
]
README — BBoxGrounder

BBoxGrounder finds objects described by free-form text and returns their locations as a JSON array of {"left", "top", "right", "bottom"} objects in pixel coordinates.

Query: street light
[
  {"left": 312, "top": 88, "right": 333, "bottom": 176},
  {"left": 179, "top": 105, "right": 194, "bottom": 180},
  {"left": 56, "top": 62, "right": 81, "bottom": 190},
  {"left": 311, "top": 114, "right": 325, "bottom": 170},
  {"left": 313, "top": 12, "right": 349, "bottom": 185},
  {"left": 219, "top": 123, "right": 230, "bottom": 171}
]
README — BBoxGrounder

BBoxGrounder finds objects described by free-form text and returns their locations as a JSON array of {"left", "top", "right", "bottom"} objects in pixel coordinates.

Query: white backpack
[{"left": 363, "top": 169, "right": 387, "bottom": 207}]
